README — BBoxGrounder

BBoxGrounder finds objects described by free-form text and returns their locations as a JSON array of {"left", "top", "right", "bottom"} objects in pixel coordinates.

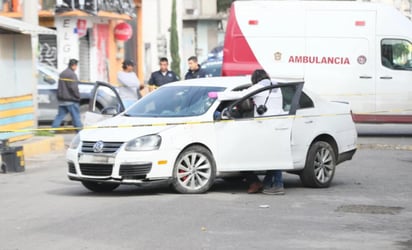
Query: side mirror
[
  {"left": 44, "top": 76, "right": 56, "bottom": 85},
  {"left": 101, "top": 106, "right": 119, "bottom": 116}
]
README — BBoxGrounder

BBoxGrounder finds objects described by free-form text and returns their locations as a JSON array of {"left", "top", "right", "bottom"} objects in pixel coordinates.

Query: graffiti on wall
[
  {"left": 56, "top": 0, "right": 136, "bottom": 18},
  {"left": 39, "top": 35, "right": 58, "bottom": 68}
]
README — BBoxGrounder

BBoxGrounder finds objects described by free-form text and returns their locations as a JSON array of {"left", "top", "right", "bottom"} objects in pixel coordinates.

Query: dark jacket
[
  {"left": 148, "top": 70, "right": 179, "bottom": 87},
  {"left": 184, "top": 65, "right": 206, "bottom": 80},
  {"left": 57, "top": 67, "right": 80, "bottom": 102}
]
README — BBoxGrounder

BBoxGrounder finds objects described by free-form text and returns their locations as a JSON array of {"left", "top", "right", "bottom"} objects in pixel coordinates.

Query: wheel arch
[
  {"left": 309, "top": 134, "right": 338, "bottom": 159},
  {"left": 178, "top": 142, "right": 214, "bottom": 158},
  {"left": 174, "top": 142, "right": 216, "bottom": 168}
]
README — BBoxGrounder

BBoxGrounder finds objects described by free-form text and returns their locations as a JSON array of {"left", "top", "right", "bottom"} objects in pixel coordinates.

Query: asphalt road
[{"left": 0, "top": 141, "right": 412, "bottom": 250}]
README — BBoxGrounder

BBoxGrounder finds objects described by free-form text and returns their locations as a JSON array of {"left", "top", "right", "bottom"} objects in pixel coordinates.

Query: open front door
[
  {"left": 84, "top": 82, "right": 125, "bottom": 126},
  {"left": 215, "top": 82, "right": 303, "bottom": 172}
]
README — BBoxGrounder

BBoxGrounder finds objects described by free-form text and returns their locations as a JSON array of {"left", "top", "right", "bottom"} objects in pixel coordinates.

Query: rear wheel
[
  {"left": 172, "top": 146, "right": 216, "bottom": 194},
  {"left": 81, "top": 181, "right": 120, "bottom": 193},
  {"left": 300, "top": 141, "right": 336, "bottom": 188}
]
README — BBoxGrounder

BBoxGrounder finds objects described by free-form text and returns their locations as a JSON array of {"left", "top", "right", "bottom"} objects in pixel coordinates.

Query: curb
[
  {"left": 357, "top": 144, "right": 412, "bottom": 151},
  {"left": 20, "top": 135, "right": 65, "bottom": 158}
]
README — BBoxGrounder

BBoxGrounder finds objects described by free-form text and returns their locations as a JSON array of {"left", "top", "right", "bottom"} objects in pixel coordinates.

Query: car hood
[{"left": 79, "top": 115, "right": 202, "bottom": 142}]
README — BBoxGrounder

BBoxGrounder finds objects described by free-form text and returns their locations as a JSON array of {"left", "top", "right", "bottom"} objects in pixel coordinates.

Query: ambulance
[{"left": 222, "top": 1, "right": 412, "bottom": 123}]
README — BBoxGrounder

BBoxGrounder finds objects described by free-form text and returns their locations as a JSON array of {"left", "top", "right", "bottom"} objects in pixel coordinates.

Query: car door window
[
  {"left": 225, "top": 83, "right": 302, "bottom": 119},
  {"left": 298, "top": 92, "right": 314, "bottom": 109},
  {"left": 381, "top": 39, "right": 412, "bottom": 70},
  {"left": 89, "top": 83, "right": 124, "bottom": 114}
]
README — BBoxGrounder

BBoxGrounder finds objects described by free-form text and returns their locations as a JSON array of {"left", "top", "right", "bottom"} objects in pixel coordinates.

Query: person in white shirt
[
  {"left": 208, "top": 69, "right": 285, "bottom": 195},
  {"left": 117, "top": 60, "right": 143, "bottom": 108}
]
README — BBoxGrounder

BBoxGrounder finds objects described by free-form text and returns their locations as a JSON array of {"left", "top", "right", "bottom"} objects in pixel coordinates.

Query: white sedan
[{"left": 67, "top": 77, "right": 357, "bottom": 193}]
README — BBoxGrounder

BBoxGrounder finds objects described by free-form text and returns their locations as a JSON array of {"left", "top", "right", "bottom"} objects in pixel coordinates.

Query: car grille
[
  {"left": 81, "top": 141, "right": 124, "bottom": 154},
  {"left": 119, "top": 163, "right": 152, "bottom": 177},
  {"left": 79, "top": 164, "right": 113, "bottom": 176},
  {"left": 68, "top": 162, "right": 76, "bottom": 174}
]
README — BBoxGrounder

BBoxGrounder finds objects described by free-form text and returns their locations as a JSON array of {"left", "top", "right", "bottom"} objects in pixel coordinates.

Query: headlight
[
  {"left": 69, "top": 134, "right": 81, "bottom": 149},
  {"left": 125, "top": 135, "right": 161, "bottom": 151}
]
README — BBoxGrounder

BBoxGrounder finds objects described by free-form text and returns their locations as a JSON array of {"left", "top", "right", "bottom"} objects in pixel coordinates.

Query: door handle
[
  {"left": 359, "top": 76, "right": 372, "bottom": 79},
  {"left": 380, "top": 76, "right": 393, "bottom": 80},
  {"left": 275, "top": 127, "right": 289, "bottom": 131},
  {"left": 305, "top": 120, "right": 313, "bottom": 124}
]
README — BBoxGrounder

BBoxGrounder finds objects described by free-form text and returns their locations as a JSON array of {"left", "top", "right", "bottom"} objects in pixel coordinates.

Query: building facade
[
  {"left": 38, "top": 0, "right": 143, "bottom": 84},
  {"left": 142, "top": 0, "right": 227, "bottom": 80}
]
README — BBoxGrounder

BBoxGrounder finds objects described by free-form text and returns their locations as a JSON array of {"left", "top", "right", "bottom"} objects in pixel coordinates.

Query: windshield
[{"left": 125, "top": 85, "right": 226, "bottom": 117}]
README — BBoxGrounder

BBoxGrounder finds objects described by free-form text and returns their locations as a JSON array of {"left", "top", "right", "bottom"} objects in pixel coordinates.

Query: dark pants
[{"left": 246, "top": 170, "right": 283, "bottom": 188}]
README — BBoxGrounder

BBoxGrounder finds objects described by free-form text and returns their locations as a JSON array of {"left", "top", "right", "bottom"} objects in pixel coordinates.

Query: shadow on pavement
[{"left": 45, "top": 173, "right": 352, "bottom": 197}]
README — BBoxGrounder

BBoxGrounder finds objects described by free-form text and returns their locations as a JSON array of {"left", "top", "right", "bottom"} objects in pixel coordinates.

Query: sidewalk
[{"left": 10, "top": 133, "right": 75, "bottom": 158}]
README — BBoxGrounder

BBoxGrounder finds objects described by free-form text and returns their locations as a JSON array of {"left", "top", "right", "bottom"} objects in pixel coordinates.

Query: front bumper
[{"left": 66, "top": 147, "right": 178, "bottom": 184}]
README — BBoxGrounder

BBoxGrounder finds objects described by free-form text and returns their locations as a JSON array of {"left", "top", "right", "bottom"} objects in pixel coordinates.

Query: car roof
[
  {"left": 166, "top": 76, "right": 251, "bottom": 89},
  {"left": 165, "top": 76, "right": 304, "bottom": 90}
]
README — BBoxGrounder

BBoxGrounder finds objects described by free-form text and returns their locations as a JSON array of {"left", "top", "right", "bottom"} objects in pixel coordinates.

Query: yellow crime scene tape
[{"left": 0, "top": 110, "right": 403, "bottom": 134}]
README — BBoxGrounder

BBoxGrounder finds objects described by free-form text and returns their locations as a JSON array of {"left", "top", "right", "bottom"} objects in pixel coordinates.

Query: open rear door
[{"left": 84, "top": 82, "right": 125, "bottom": 127}]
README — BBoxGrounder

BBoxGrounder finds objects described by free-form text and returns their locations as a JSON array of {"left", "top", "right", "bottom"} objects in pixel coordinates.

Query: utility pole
[{"left": 23, "top": 0, "right": 40, "bottom": 128}]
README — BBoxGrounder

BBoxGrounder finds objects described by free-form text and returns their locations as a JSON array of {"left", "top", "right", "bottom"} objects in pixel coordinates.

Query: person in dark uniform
[
  {"left": 148, "top": 57, "right": 179, "bottom": 92},
  {"left": 184, "top": 56, "right": 206, "bottom": 80}
]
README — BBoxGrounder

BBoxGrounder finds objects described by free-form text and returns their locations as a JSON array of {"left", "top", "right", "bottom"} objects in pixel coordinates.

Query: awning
[{"left": 0, "top": 15, "right": 56, "bottom": 35}]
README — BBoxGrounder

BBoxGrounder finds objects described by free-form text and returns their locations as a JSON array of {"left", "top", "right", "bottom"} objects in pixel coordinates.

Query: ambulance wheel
[
  {"left": 82, "top": 181, "right": 120, "bottom": 193},
  {"left": 300, "top": 141, "right": 336, "bottom": 188},
  {"left": 172, "top": 146, "right": 216, "bottom": 194}
]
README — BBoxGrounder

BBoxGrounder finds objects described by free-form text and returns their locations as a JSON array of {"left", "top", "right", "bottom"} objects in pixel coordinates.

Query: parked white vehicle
[{"left": 67, "top": 77, "right": 357, "bottom": 194}]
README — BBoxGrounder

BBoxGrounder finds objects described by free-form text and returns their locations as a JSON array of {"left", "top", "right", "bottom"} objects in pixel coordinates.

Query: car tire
[
  {"left": 300, "top": 141, "right": 336, "bottom": 188},
  {"left": 172, "top": 146, "right": 216, "bottom": 194},
  {"left": 81, "top": 181, "right": 120, "bottom": 193}
]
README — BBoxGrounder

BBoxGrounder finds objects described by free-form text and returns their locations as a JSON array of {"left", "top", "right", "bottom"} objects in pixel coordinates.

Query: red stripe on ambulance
[{"left": 222, "top": 5, "right": 262, "bottom": 76}]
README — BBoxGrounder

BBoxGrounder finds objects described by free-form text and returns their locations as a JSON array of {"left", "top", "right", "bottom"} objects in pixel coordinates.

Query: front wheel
[
  {"left": 300, "top": 141, "right": 336, "bottom": 188},
  {"left": 172, "top": 146, "right": 216, "bottom": 194},
  {"left": 81, "top": 181, "right": 120, "bottom": 193}
]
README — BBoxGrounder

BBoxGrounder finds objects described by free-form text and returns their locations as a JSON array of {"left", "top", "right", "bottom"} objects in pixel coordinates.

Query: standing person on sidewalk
[
  {"left": 148, "top": 57, "right": 179, "bottom": 92},
  {"left": 184, "top": 56, "right": 206, "bottom": 80},
  {"left": 51, "top": 59, "right": 83, "bottom": 131},
  {"left": 117, "top": 59, "right": 143, "bottom": 108}
]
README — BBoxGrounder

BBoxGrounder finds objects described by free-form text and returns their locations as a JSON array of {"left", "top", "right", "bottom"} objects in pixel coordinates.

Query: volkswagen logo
[{"left": 93, "top": 141, "right": 104, "bottom": 153}]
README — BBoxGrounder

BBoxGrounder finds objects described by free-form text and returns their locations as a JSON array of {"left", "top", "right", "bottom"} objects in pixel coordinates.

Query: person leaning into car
[
  {"left": 51, "top": 59, "right": 83, "bottom": 131},
  {"left": 148, "top": 57, "right": 179, "bottom": 92},
  {"left": 208, "top": 69, "right": 285, "bottom": 195}
]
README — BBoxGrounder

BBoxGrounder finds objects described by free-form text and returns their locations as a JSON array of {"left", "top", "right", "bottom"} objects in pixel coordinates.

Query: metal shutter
[{"left": 79, "top": 33, "right": 90, "bottom": 81}]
